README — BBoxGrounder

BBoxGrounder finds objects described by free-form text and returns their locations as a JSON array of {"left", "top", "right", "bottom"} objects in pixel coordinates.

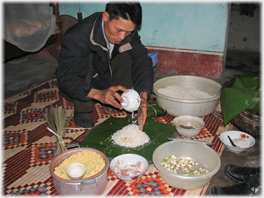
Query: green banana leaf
[
  {"left": 147, "top": 103, "right": 166, "bottom": 118},
  {"left": 221, "top": 76, "right": 260, "bottom": 126},
  {"left": 80, "top": 117, "right": 175, "bottom": 162},
  {"left": 232, "top": 76, "right": 260, "bottom": 90}
]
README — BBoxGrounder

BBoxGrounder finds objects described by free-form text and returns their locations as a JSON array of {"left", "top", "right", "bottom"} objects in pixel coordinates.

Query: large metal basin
[{"left": 153, "top": 75, "right": 222, "bottom": 117}]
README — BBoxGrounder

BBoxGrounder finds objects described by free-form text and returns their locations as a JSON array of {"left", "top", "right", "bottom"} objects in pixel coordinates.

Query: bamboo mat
[{"left": 3, "top": 78, "right": 232, "bottom": 196}]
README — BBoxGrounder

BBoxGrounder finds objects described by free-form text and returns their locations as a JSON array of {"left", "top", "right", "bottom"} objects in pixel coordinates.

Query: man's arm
[{"left": 87, "top": 86, "right": 128, "bottom": 110}]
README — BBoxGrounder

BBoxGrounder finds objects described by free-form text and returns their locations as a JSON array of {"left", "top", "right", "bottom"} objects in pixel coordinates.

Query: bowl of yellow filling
[{"left": 50, "top": 147, "right": 109, "bottom": 196}]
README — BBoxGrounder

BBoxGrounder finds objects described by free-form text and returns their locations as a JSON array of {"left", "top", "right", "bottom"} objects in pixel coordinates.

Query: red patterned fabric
[{"left": 3, "top": 79, "right": 232, "bottom": 196}]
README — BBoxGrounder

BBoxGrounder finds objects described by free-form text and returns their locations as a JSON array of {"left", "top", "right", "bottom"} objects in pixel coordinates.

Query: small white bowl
[
  {"left": 110, "top": 154, "right": 148, "bottom": 183},
  {"left": 67, "top": 162, "right": 86, "bottom": 180},
  {"left": 219, "top": 131, "right": 255, "bottom": 153},
  {"left": 173, "top": 115, "right": 205, "bottom": 137},
  {"left": 121, "top": 89, "right": 141, "bottom": 112}
]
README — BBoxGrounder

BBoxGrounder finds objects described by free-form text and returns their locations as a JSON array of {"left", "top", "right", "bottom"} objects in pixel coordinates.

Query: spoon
[{"left": 227, "top": 135, "right": 239, "bottom": 147}]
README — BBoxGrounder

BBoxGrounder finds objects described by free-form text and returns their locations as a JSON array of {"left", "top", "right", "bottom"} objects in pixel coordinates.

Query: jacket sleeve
[
  {"left": 57, "top": 29, "right": 93, "bottom": 102},
  {"left": 129, "top": 32, "right": 154, "bottom": 97}
]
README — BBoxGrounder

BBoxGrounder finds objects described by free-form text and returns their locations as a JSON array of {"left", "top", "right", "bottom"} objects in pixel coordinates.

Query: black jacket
[{"left": 57, "top": 12, "right": 153, "bottom": 102}]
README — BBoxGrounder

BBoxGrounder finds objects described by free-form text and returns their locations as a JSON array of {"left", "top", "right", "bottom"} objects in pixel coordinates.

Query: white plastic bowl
[
  {"left": 153, "top": 75, "right": 222, "bottom": 117},
  {"left": 219, "top": 131, "right": 255, "bottom": 153},
  {"left": 110, "top": 154, "right": 148, "bottom": 183},
  {"left": 173, "top": 115, "right": 205, "bottom": 137},
  {"left": 152, "top": 141, "right": 220, "bottom": 190}
]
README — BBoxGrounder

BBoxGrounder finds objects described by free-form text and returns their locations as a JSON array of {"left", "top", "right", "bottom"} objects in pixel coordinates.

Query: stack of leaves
[
  {"left": 148, "top": 93, "right": 167, "bottom": 118},
  {"left": 147, "top": 103, "right": 166, "bottom": 118},
  {"left": 221, "top": 76, "right": 260, "bottom": 126},
  {"left": 45, "top": 106, "right": 72, "bottom": 156}
]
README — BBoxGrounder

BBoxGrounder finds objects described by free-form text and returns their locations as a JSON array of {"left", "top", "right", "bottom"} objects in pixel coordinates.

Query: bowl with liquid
[
  {"left": 173, "top": 115, "right": 205, "bottom": 137},
  {"left": 219, "top": 131, "right": 255, "bottom": 153}
]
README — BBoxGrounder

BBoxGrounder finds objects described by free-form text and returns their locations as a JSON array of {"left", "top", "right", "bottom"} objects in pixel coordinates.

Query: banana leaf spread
[{"left": 81, "top": 117, "right": 175, "bottom": 162}]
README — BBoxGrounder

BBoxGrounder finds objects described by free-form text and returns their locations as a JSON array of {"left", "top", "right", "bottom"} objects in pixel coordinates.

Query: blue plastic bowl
[{"left": 148, "top": 52, "right": 158, "bottom": 67}]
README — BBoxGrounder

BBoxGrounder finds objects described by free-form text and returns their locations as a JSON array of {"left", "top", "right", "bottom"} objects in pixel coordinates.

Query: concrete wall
[
  {"left": 227, "top": 5, "right": 260, "bottom": 52},
  {"left": 56, "top": 2, "right": 230, "bottom": 78}
]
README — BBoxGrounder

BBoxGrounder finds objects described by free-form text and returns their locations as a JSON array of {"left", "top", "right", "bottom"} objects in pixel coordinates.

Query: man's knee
[{"left": 59, "top": 90, "right": 93, "bottom": 113}]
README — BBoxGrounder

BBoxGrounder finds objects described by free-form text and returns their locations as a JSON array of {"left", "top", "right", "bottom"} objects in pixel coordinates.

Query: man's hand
[
  {"left": 137, "top": 92, "right": 148, "bottom": 130},
  {"left": 87, "top": 86, "right": 128, "bottom": 110}
]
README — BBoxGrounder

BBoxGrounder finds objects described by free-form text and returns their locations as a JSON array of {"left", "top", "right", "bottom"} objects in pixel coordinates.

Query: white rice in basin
[
  {"left": 158, "top": 85, "right": 214, "bottom": 99},
  {"left": 111, "top": 124, "right": 150, "bottom": 148}
]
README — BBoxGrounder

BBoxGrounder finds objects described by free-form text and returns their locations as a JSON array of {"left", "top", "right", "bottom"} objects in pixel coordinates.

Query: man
[{"left": 57, "top": 2, "right": 154, "bottom": 130}]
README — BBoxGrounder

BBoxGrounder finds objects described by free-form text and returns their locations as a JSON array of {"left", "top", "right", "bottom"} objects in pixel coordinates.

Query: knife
[{"left": 166, "top": 137, "right": 214, "bottom": 146}]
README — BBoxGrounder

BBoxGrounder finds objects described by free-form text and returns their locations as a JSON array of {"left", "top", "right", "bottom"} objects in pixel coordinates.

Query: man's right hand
[{"left": 87, "top": 86, "right": 128, "bottom": 110}]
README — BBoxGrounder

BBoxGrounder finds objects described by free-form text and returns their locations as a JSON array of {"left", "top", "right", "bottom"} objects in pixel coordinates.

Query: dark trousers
[{"left": 59, "top": 52, "right": 133, "bottom": 113}]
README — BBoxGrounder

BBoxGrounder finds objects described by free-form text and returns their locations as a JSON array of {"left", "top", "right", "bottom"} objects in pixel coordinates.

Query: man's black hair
[{"left": 105, "top": 2, "right": 142, "bottom": 26}]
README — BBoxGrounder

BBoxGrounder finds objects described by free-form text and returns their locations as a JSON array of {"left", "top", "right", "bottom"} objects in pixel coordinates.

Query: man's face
[{"left": 103, "top": 11, "right": 136, "bottom": 44}]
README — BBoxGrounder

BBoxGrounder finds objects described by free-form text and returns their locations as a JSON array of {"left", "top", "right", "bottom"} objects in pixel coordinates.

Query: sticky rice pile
[{"left": 111, "top": 124, "right": 150, "bottom": 148}]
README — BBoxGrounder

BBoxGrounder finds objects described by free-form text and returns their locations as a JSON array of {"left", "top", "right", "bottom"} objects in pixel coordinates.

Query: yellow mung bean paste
[{"left": 54, "top": 150, "right": 105, "bottom": 179}]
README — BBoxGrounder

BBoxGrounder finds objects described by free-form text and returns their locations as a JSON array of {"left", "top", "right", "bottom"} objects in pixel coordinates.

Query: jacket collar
[{"left": 90, "top": 13, "right": 108, "bottom": 51}]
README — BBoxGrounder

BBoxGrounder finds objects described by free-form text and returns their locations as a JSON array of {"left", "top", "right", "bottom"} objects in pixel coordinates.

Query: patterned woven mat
[{"left": 3, "top": 79, "right": 232, "bottom": 196}]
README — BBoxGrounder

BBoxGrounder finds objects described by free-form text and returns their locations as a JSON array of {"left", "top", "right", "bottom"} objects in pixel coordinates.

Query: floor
[{"left": 3, "top": 49, "right": 261, "bottom": 196}]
